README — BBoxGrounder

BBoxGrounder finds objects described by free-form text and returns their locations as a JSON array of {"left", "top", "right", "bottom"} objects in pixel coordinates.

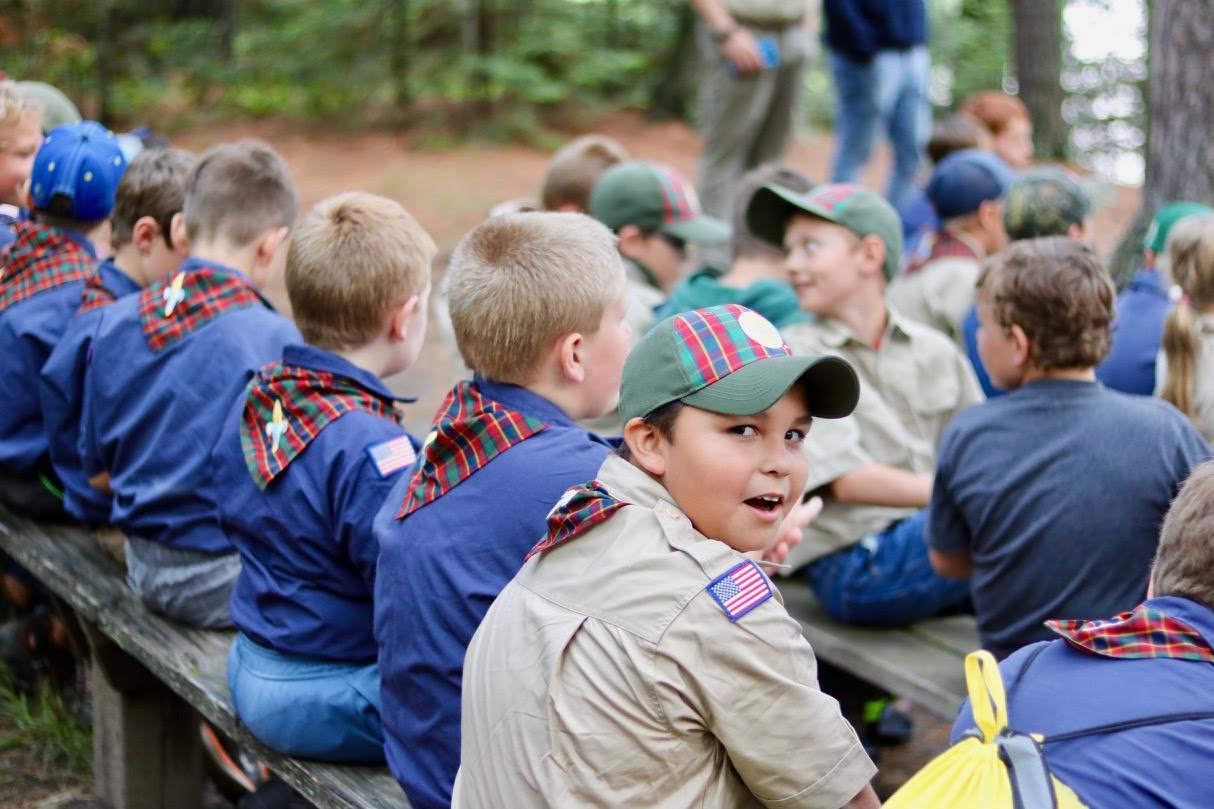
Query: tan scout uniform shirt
[
  {"left": 886, "top": 252, "right": 983, "bottom": 344},
  {"left": 1155, "top": 312, "right": 1214, "bottom": 443},
  {"left": 624, "top": 258, "right": 668, "bottom": 342},
  {"left": 781, "top": 310, "right": 984, "bottom": 569},
  {"left": 453, "top": 454, "right": 875, "bottom": 809}
]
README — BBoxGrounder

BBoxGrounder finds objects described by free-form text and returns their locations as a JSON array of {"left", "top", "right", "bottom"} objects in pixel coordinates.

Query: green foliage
[
  {"left": 0, "top": 667, "right": 90, "bottom": 778},
  {"left": 929, "top": 0, "right": 1013, "bottom": 108}
]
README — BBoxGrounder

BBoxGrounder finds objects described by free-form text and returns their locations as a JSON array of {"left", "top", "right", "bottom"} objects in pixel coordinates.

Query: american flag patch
[
  {"left": 706, "top": 560, "right": 772, "bottom": 622},
  {"left": 366, "top": 436, "right": 417, "bottom": 478}
]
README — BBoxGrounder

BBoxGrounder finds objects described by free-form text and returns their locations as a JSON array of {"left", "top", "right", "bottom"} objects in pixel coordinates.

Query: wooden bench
[
  {"left": 777, "top": 578, "right": 979, "bottom": 721},
  {"left": 0, "top": 505, "right": 408, "bottom": 809}
]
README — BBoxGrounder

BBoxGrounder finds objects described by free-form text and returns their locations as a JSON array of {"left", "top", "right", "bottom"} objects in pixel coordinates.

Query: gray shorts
[{"left": 125, "top": 535, "right": 241, "bottom": 629}]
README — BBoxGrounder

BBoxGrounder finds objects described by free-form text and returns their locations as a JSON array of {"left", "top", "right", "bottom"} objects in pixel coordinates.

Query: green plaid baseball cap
[
  {"left": 588, "top": 161, "right": 729, "bottom": 245},
  {"left": 745, "top": 183, "right": 904, "bottom": 281},
  {"left": 1143, "top": 202, "right": 1213, "bottom": 254},
  {"left": 618, "top": 304, "right": 859, "bottom": 422},
  {"left": 1002, "top": 167, "right": 1091, "bottom": 241}
]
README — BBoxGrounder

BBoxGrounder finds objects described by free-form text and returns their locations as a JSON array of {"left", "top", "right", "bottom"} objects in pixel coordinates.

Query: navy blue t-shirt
[
  {"left": 927, "top": 379, "right": 1209, "bottom": 658},
  {"left": 1095, "top": 268, "right": 1171, "bottom": 396}
]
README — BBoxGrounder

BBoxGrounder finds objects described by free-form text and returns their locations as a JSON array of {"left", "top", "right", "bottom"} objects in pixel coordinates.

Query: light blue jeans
[
  {"left": 227, "top": 633, "right": 385, "bottom": 763},
  {"left": 805, "top": 510, "right": 971, "bottom": 626},
  {"left": 829, "top": 46, "right": 931, "bottom": 212}
]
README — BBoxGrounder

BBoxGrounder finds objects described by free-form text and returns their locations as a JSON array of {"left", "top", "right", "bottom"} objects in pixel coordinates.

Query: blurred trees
[{"left": 1011, "top": 0, "right": 1067, "bottom": 159}]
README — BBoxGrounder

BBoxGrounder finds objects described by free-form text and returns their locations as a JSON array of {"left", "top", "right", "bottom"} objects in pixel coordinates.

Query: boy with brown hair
[
  {"left": 373, "top": 212, "right": 628, "bottom": 809},
  {"left": 81, "top": 139, "right": 301, "bottom": 628},
  {"left": 40, "top": 147, "right": 196, "bottom": 527},
  {"left": 0, "top": 121, "right": 127, "bottom": 520},
  {"left": 212, "top": 192, "right": 434, "bottom": 763},
  {"left": 455, "top": 304, "right": 878, "bottom": 809},
  {"left": 540, "top": 134, "right": 628, "bottom": 212},
  {"left": 929, "top": 237, "right": 1209, "bottom": 659},
  {"left": 0, "top": 81, "right": 43, "bottom": 250}
]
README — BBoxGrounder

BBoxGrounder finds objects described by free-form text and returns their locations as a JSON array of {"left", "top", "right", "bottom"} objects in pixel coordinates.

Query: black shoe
[{"left": 864, "top": 699, "right": 914, "bottom": 747}]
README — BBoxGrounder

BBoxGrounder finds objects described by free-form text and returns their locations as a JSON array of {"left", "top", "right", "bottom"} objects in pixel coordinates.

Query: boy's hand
[
  {"left": 755, "top": 496, "right": 821, "bottom": 566},
  {"left": 88, "top": 471, "right": 113, "bottom": 494}
]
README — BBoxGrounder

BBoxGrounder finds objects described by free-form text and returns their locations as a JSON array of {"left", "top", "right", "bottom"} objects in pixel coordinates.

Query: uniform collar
[
  {"left": 474, "top": 374, "right": 579, "bottom": 429},
  {"left": 55, "top": 225, "right": 98, "bottom": 260},
  {"left": 97, "top": 257, "right": 141, "bottom": 298},
  {"left": 597, "top": 454, "right": 681, "bottom": 514},
  {"left": 813, "top": 308, "right": 912, "bottom": 349},
  {"left": 282, "top": 344, "right": 415, "bottom": 403},
  {"left": 175, "top": 255, "right": 253, "bottom": 286},
  {"left": 1127, "top": 267, "right": 1167, "bottom": 296}
]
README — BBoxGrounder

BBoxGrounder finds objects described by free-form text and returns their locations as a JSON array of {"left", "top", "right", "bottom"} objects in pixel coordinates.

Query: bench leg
[{"left": 85, "top": 623, "right": 206, "bottom": 809}]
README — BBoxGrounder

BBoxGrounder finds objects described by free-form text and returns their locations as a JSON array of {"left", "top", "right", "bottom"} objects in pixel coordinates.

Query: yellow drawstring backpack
[{"left": 883, "top": 650, "right": 1086, "bottom": 809}]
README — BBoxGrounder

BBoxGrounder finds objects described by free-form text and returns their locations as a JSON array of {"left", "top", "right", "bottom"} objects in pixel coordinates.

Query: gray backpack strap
[{"left": 997, "top": 733, "right": 1058, "bottom": 809}]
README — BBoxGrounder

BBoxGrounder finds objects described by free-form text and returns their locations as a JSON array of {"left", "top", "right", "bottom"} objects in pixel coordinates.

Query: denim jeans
[
  {"left": 228, "top": 633, "right": 385, "bottom": 764},
  {"left": 805, "top": 510, "right": 971, "bottom": 627},
  {"left": 829, "top": 45, "right": 931, "bottom": 212}
]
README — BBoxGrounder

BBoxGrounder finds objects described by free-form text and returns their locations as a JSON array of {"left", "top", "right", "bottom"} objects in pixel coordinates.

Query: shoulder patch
[
  {"left": 706, "top": 560, "right": 772, "bottom": 622},
  {"left": 366, "top": 436, "right": 417, "bottom": 478}
]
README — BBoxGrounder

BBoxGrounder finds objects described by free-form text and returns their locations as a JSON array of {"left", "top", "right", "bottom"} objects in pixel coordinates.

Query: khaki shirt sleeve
[
  {"left": 653, "top": 586, "right": 876, "bottom": 808},
  {"left": 803, "top": 412, "right": 872, "bottom": 492},
  {"left": 952, "top": 342, "right": 985, "bottom": 411}
]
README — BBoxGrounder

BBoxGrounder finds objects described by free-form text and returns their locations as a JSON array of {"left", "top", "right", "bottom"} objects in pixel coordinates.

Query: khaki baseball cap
[
  {"left": 589, "top": 161, "right": 730, "bottom": 245},
  {"left": 618, "top": 304, "right": 859, "bottom": 423},
  {"left": 746, "top": 183, "right": 904, "bottom": 282}
]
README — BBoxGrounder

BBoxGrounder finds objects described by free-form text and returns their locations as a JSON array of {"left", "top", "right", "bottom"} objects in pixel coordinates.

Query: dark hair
[
  {"left": 616, "top": 400, "right": 684, "bottom": 462},
  {"left": 111, "top": 148, "right": 197, "bottom": 249},
  {"left": 731, "top": 164, "right": 813, "bottom": 261},
  {"left": 183, "top": 139, "right": 299, "bottom": 247},
  {"left": 33, "top": 194, "right": 106, "bottom": 233},
  {"left": 976, "top": 237, "right": 1114, "bottom": 371},
  {"left": 927, "top": 114, "right": 990, "bottom": 165}
]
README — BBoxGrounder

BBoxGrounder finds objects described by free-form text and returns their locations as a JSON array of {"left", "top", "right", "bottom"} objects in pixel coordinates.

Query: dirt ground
[{"left": 0, "top": 113, "right": 1142, "bottom": 805}]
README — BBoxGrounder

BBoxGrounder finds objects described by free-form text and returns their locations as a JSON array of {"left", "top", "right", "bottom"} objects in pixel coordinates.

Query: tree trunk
[
  {"left": 1111, "top": 0, "right": 1214, "bottom": 282},
  {"left": 389, "top": 0, "right": 412, "bottom": 110},
  {"left": 1011, "top": 0, "right": 1068, "bottom": 160},
  {"left": 649, "top": 3, "right": 697, "bottom": 121}
]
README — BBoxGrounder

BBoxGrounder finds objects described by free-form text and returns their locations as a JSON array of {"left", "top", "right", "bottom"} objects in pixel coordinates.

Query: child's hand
[{"left": 755, "top": 496, "right": 821, "bottom": 566}]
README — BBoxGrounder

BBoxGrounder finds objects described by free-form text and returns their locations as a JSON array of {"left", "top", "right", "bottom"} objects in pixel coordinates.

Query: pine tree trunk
[
  {"left": 1111, "top": 0, "right": 1214, "bottom": 282},
  {"left": 1011, "top": 0, "right": 1068, "bottom": 160}
]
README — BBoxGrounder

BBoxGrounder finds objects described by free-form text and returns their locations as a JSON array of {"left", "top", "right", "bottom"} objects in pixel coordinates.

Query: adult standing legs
[
  {"left": 883, "top": 46, "right": 931, "bottom": 212},
  {"left": 745, "top": 25, "right": 811, "bottom": 170},
  {"left": 828, "top": 49, "right": 878, "bottom": 184}
]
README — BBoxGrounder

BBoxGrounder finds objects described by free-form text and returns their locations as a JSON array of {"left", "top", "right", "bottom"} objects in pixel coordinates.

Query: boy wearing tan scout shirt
[
  {"left": 744, "top": 183, "right": 981, "bottom": 627},
  {"left": 455, "top": 304, "right": 879, "bottom": 809}
]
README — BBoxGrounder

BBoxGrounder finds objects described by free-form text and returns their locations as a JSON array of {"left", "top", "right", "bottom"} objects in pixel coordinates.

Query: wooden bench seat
[
  {"left": 0, "top": 506, "right": 408, "bottom": 809},
  {"left": 777, "top": 579, "right": 979, "bottom": 721}
]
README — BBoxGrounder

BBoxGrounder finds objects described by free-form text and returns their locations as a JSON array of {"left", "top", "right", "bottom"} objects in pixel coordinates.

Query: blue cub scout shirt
[
  {"left": 39, "top": 258, "right": 141, "bottom": 525},
  {"left": 80, "top": 257, "right": 301, "bottom": 553},
  {"left": 1096, "top": 268, "right": 1171, "bottom": 396},
  {"left": 0, "top": 228, "right": 96, "bottom": 475},
  {"left": 214, "top": 344, "right": 419, "bottom": 663},
  {"left": 373, "top": 378, "right": 615, "bottom": 809}
]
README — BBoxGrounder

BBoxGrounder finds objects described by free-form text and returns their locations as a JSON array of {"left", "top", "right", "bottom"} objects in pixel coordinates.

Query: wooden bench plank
[
  {"left": 0, "top": 507, "right": 407, "bottom": 809},
  {"left": 777, "top": 579, "right": 975, "bottom": 721}
]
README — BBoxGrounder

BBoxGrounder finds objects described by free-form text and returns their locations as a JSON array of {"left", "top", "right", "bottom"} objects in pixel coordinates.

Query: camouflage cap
[{"left": 1002, "top": 167, "right": 1092, "bottom": 241}]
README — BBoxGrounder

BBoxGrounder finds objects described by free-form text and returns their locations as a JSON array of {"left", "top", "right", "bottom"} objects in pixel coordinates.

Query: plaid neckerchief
[
  {"left": 1047, "top": 604, "right": 1214, "bottom": 663},
  {"left": 77, "top": 266, "right": 120, "bottom": 314},
  {"left": 397, "top": 380, "right": 549, "bottom": 518},
  {"left": 138, "top": 265, "right": 271, "bottom": 352},
  {"left": 240, "top": 361, "right": 404, "bottom": 489},
  {"left": 0, "top": 221, "right": 94, "bottom": 314},
  {"left": 523, "top": 480, "right": 627, "bottom": 561},
  {"left": 904, "top": 230, "right": 980, "bottom": 275}
]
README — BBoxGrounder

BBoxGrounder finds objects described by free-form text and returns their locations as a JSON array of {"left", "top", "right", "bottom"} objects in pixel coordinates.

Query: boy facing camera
[{"left": 455, "top": 305, "right": 879, "bottom": 809}]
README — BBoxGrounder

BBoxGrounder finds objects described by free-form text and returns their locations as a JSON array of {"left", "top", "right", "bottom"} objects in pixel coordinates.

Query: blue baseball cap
[
  {"left": 926, "top": 149, "right": 1017, "bottom": 221},
  {"left": 30, "top": 121, "right": 127, "bottom": 221}
]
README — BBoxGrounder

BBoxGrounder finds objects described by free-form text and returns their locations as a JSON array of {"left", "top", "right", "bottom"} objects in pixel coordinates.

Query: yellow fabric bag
[{"left": 883, "top": 651, "right": 1086, "bottom": 809}]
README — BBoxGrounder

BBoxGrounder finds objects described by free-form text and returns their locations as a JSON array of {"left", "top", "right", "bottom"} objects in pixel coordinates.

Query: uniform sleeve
[
  {"left": 803, "top": 413, "right": 873, "bottom": 492},
  {"left": 76, "top": 333, "right": 105, "bottom": 479},
  {"left": 654, "top": 587, "right": 876, "bottom": 808},
  {"left": 926, "top": 427, "right": 971, "bottom": 553},
  {"left": 952, "top": 341, "right": 985, "bottom": 411}
]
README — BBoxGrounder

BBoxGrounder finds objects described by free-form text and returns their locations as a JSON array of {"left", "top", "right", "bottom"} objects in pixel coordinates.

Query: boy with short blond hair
[
  {"left": 212, "top": 192, "right": 434, "bottom": 763},
  {"left": 81, "top": 139, "right": 301, "bottom": 628},
  {"left": 0, "top": 122, "right": 127, "bottom": 520},
  {"left": 539, "top": 134, "right": 628, "bottom": 212},
  {"left": 455, "top": 304, "right": 879, "bottom": 809},
  {"left": 40, "top": 147, "right": 195, "bottom": 526},
  {"left": 0, "top": 81, "right": 43, "bottom": 250},
  {"left": 929, "top": 237, "right": 1208, "bottom": 659},
  {"left": 374, "top": 212, "right": 628, "bottom": 809}
]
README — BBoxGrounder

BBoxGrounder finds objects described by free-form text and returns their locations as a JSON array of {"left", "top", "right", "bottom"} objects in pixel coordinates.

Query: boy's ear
[
  {"left": 387, "top": 294, "right": 421, "bottom": 342},
  {"left": 1010, "top": 323, "right": 1032, "bottom": 367},
  {"left": 169, "top": 212, "right": 189, "bottom": 253},
  {"left": 254, "top": 225, "right": 291, "bottom": 267},
  {"left": 555, "top": 331, "right": 587, "bottom": 384},
  {"left": 622, "top": 417, "right": 667, "bottom": 477},
  {"left": 616, "top": 224, "right": 646, "bottom": 261},
  {"left": 857, "top": 234, "right": 886, "bottom": 279},
  {"left": 130, "top": 215, "right": 160, "bottom": 252}
]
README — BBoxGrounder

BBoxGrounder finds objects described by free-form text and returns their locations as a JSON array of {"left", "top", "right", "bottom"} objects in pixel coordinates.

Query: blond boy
[
  {"left": 373, "top": 212, "right": 630, "bottom": 809},
  {"left": 456, "top": 304, "right": 879, "bottom": 808}
]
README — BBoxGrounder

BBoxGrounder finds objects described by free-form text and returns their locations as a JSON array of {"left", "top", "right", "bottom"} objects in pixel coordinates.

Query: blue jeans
[
  {"left": 829, "top": 46, "right": 931, "bottom": 212},
  {"left": 227, "top": 633, "right": 385, "bottom": 763},
  {"left": 806, "top": 510, "right": 970, "bottom": 626}
]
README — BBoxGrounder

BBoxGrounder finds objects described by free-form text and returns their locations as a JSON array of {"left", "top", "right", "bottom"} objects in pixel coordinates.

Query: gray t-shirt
[{"left": 927, "top": 379, "right": 1210, "bottom": 658}]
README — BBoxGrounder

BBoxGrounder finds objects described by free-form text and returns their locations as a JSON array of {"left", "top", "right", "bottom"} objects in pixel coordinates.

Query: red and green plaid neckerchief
[
  {"left": 904, "top": 230, "right": 979, "bottom": 275},
  {"left": 1047, "top": 604, "right": 1214, "bottom": 663},
  {"left": 240, "top": 362, "right": 404, "bottom": 489},
  {"left": 137, "top": 265, "right": 271, "bottom": 352},
  {"left": 77, "top": 267, "right": 119, "bottom": 314},
  {"left": 523, "top": 480, "right": 627, "bottom": 561},
  {"left": 397, "top": 380, "right": 549, "bottom": 518},
  {"left": 0, "top": 221, "right": 94, "bottom": 314}
]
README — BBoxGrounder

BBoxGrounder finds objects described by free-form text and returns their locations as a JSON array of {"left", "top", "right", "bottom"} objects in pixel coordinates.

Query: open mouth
[{"left": 744, "top": 494, "right": 784, "bottom": 514}]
